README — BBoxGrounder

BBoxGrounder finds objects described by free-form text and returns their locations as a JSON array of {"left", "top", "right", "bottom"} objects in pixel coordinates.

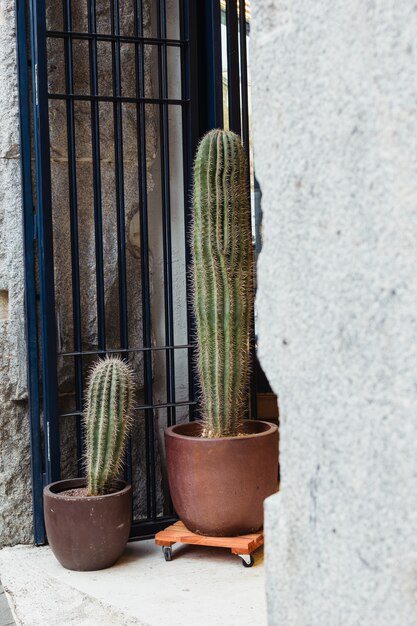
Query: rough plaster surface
[
  {"left": 252, "top": 1, "right": 417, "bottom": 624},
  {"left": 0, "top": 0, "right": 32, "bottom": 547}
]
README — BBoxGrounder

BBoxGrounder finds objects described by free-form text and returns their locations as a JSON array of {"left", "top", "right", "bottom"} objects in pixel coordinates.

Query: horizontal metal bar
[
  {"left": 57, "top": 343, "right": 194, "bottom": 357},
  {"left": 48, "top": 93, "right": 187, "bottom": 105},
  {"left": 59, "top": 400, "right": 197, "bottom": 418},
  {"left": 129, "top": 516, "right": 178, "bottom": 540},
  {"left": 46, "top": 30, "right": 187, "bottom": 47}
]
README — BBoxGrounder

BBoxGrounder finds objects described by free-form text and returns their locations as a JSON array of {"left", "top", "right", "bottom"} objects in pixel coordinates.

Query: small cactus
[
  {"left": 191, "top": 129, "right": 253, "bottom": 438},
  {"left": 84, "top": 357, "right": 135, "bottom": 495}
]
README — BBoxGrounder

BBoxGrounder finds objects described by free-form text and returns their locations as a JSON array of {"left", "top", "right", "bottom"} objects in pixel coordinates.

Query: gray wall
[
  {"left": 251, "top": 1, "right": 417, "bottom": 624},
  {"left": 0, "top": 0, "right": 32, "bottom": 547}
]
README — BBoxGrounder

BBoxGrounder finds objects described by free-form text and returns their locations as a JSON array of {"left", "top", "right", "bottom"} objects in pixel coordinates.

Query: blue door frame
[
  {"left": 16, "top": 0, "right": 254, "bottom": 545},
  {"left": 16, "top": 0, "right": 45, "bottom": 545}
]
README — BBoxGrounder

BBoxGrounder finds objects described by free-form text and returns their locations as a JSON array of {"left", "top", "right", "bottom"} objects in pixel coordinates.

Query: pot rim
[
  {"left": 165, "top": 419, "right": 278, "bottom": 442},
  {"left": 43, "top": 478, "right": 131, "bottom": 501}
]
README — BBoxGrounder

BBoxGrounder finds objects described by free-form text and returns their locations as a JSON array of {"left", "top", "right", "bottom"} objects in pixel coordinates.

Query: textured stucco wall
[
  {"left": 0, "top": 0, "right": 32, "bottom": 547},
  {"left": 251, "top": 1, "right": 417, "bottom": 625}
]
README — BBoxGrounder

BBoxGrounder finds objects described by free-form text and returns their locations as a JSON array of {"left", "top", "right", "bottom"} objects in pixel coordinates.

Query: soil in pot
[{"left": 43, "top": 478, "right": 132, "bottom": 571}]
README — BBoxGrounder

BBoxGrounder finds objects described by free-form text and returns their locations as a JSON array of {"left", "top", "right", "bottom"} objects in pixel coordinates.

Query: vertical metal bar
[
  {"left": 238, "top": 1, "right": 257, "bottom": 418},
  {"left": 88, "top": 0, "right": 107, "bottom": 352},
  {"left": 29, "top": 0, "right": 61, "bottom": 484},
  {"left": 238, "top": 0, "right": 249, "bottom": 157},
  {"left": 182, "top": 0, "right": 199, "bottom": 157},
  {"left": 110, "top": 0, "right": 129, "bottom": 352},
  {"left": 209, "top": 0, "right": 223, "bottom": 128},
  {"left": 226, "top": 0, "right": 241, "bottom": 135},
  {"left": 180, "top": 0, "right": 198, "bottom": 420},
  {"left": 134, "top": 0, "right": 156, "bottom": 519},
  {"left": 111, "top": 0, "right": 131, "bottom": 483},
  {"left": 16, "top": 0, "right": 46, "bottom": 544},
  {"left": 197, "top": 0, "right": 223, "bottom": 130},
  {"left": 157, "top": 0, "right": 176, "bottom": 428},
  {"left": 63, "top": 0, "right": 84, "bottom": 469}
]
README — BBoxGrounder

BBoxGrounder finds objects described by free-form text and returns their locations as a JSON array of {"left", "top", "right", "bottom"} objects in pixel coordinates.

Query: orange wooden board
[{"left": 155, "top": 521, "right": 264, "bottom": 555}]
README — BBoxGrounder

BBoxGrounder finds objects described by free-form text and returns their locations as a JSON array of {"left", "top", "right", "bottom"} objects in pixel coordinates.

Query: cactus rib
[
  {"left": 84, "top": 356, "right": 135, "bottom": 495},
  {"left": 191, "top": 129, "right": 253, "bottom": 438}
]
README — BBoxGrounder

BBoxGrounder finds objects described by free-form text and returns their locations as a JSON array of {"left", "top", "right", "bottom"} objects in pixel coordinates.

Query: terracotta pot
[
  {"left": 43, "top": 478, "right": 132, "bottom": 571},
  {"left": 165, "top": 420, "right": 278, "bottom": 536}
]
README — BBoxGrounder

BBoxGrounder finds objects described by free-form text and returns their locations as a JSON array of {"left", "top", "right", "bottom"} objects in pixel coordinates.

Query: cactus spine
[
  {"left": 192, "top": 129, "right": 253, "bottom": 438},
  {"left": 84, "top": 357, "right": 135, "bottom": 495}
]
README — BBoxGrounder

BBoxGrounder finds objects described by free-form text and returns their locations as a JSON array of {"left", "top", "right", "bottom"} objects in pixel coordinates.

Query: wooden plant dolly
[{"left": 155, "top": 521, "right": 263, "bottom": 567}]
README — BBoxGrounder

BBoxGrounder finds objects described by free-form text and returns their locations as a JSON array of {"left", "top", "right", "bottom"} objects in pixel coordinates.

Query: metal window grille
[{"left": 16, "top": 0, "right": 253, "bottom": 545}]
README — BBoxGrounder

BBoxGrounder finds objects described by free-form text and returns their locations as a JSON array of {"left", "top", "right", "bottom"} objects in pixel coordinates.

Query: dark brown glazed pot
[
  {"left": 165, "top": 420, "right": 278, "bottom": 536},
  {"left": 43, "top": 478, "right": 132, "bottom": 571}
]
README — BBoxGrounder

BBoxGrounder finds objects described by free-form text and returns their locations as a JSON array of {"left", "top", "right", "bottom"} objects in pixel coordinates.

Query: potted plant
[
  {"left": 43, "top": 356, "right": 135, "bottom": 570},
  {"left": 165, "top": 129, "right": 278, "bottom": 537}
]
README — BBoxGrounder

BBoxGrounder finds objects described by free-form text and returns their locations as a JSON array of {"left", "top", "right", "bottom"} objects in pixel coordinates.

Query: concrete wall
[
  {"left": 251, "top": 1, "right": 417, "bottom": 624},
  {"left": 0, "top": 0, "right": 32, "bottom": 547}
]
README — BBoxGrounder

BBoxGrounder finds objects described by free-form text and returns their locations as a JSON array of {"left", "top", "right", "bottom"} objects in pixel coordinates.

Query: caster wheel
[
  {"left": 163, "top": 547, "right": 172, "bottom": 562},
  {"left": 241, "top": 555, "right": 254, "bottom": 568}
]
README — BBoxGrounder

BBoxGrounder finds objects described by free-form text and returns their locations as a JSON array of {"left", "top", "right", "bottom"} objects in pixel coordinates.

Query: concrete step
[{"left": 0, "top": 539, "right": 266, "bottom": 625}]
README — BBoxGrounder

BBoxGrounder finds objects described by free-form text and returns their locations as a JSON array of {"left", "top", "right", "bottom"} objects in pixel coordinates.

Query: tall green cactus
[
  {"left": 84, "top": 357, "right": 135, "bottom": 495},
  {"left": 192, "top": 129, "right": 253, "bottom": 438}
]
